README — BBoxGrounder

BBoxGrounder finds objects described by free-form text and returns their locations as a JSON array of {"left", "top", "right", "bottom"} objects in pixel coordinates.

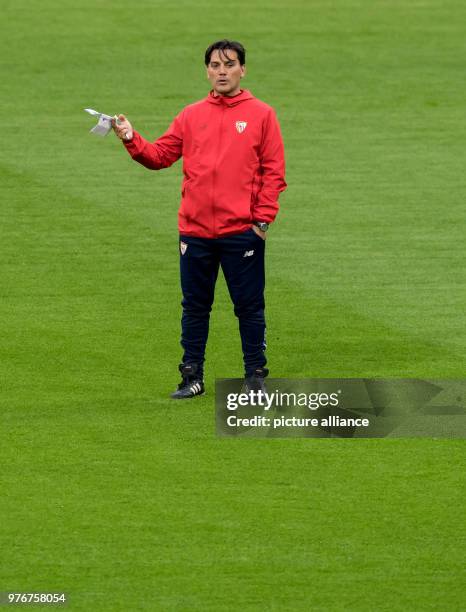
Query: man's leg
[
  {"left": 219, "top": 229, "right": 267, "bottom": 377},
  {"left": 179, "top": 234, "right": 219, "bottom": 378}
]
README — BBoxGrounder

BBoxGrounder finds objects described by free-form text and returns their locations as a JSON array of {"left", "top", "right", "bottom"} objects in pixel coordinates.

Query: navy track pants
[{"left": 179, "top": 228, "right": 267, "bottom": 377}]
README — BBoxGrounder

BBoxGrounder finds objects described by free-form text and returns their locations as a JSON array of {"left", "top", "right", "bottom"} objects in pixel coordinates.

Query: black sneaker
[
  {"left": 170, "top": 363, "right": 205, "bottom": 400},
  {"left": 243, "top": 367, "right": 269, "bottom": 393}
]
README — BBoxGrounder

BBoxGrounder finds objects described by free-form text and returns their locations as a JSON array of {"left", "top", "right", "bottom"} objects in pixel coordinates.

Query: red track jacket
[{"left": 123, "top": 89, "right": 287, "bottom": 238}]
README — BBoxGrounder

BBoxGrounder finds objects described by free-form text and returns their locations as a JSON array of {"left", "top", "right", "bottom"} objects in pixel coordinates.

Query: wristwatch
[{"left": 254, "top": 221, "right": 269, "bottom": 232}]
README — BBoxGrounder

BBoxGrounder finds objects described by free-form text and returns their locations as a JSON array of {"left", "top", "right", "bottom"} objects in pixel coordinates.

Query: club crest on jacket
[{"left": 235, "top": 121, "right": 247, "bottom": 133}]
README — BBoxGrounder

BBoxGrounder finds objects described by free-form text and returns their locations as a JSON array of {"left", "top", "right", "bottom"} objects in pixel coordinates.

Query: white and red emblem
[
  {"left": 180, "top": 241, "right": 188, "bottom": 255},
  {"left": 235, "top": 121, "right": 247, "bottom": 133}
]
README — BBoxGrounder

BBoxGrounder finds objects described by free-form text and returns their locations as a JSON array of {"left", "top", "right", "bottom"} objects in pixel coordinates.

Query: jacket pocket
[
  {"left": 250, "top": 171, "right": 262, "bottom": 207},
  {"left": 250, "top": 175, "right": 256, "bottom": 204},
  {"left": 250, "top": 177, "right": 259, "bottom": 219},
  {"left": 181, "top": 177, "right": 191, "bottom": 197}
]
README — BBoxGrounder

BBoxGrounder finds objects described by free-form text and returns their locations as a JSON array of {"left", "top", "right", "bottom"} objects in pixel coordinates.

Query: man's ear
[{"left": 241, "top": 65, "right": 246, "bottom": 78}]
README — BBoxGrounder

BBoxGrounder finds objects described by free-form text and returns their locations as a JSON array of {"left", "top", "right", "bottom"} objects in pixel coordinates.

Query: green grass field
[{"left": 1, "top": 0, "right": 465, "bottom": 609}]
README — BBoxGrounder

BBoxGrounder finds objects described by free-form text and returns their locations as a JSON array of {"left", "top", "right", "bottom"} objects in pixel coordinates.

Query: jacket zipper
[{"left": 211, "top": 104, "right": 226, "bottom": 237}]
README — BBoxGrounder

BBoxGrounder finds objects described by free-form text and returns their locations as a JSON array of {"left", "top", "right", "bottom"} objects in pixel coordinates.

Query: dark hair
[{"left": 205, "top": 40, "right": 246, "bottom": 66}]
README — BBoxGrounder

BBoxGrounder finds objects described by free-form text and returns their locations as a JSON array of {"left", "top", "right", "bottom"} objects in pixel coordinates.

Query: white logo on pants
[{"left": 180, "top": 241, "right": 188, "bottom": 255}]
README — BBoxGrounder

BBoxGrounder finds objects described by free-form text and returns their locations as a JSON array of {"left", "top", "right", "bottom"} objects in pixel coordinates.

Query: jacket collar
[{"left": 206, "top": 88, "right": 254, "bottom": 106}]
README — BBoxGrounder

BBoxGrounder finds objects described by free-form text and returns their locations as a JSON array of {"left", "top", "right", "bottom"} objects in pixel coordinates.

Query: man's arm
[
  {"left": 253, "top": 108, "right": 287, "bottom": 224},
  {"left": 112, "top": 111, "right": 184, "bottom": 170}
]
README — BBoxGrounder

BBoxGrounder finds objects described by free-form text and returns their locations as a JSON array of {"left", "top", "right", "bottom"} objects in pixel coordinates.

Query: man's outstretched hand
[{"left": 112, "top": 114, "right": 133, "bottom": 141}]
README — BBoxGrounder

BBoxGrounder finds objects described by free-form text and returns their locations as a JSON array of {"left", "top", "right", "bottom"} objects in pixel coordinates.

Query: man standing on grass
[{"left": 112, "top": 39, "right": 286, "bottom": 399}]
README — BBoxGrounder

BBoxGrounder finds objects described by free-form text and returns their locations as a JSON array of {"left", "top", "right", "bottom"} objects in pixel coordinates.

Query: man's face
[{"left": 206, "top": 49, "right": 246, "bottom": 96}]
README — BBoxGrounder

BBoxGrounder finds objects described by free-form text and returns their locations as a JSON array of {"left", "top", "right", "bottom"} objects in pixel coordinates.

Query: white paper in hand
[{"left": 84, "top": 108, "right": 113, "bottom": 136}]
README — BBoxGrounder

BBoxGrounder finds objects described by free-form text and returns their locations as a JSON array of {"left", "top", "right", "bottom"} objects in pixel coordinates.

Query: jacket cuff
[
  {"left": 122, "top": 130, "right": 141, "bottom": 156},
  {"left": 251, "top": 206, "right": 278, "bottom": 224}
]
